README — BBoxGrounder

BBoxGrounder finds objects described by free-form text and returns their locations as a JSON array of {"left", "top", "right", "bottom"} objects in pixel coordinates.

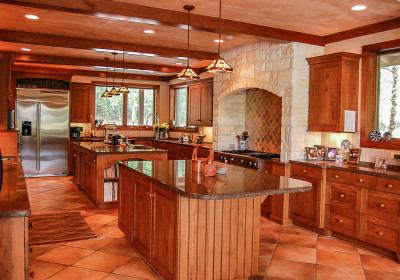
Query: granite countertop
[
  {"left": 132, "top": 137, "right": 212, "bottom": 148},
  {"left": 290, "top": 159, "right": 400, "bottom": 180},
  {"left": 70, "top": 138, "right": 105, "bottom": 142},
  {"left": 0, "top": 157, "right": 30, "bottom": 218},
  {"left": 118, "top": 159, "right": 312, "bottom": 200},
  {"left": 73, "top": 142, "right": 168, "bottom": 154}
]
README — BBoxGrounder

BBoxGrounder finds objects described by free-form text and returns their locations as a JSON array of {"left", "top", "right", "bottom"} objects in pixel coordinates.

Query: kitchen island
[
  {"left": 118, "top": 159, "right": 312, "bottom": 280},
  {"left": 72, "top": 142, "right": 167, "bottom": 209}
]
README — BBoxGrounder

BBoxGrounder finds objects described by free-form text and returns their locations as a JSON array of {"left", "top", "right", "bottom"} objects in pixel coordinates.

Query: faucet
[
  {"left": 126, "top": 126, "right": 134, "bottom": 145},
  {"left": 145, "top": 113, "right": 160, "bottom": 140}
]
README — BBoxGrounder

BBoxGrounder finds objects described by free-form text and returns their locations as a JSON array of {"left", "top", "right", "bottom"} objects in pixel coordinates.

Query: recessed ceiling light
[
  {"left": 21, "top": 48, "right": 31, "bottom": 51},
  {"left": 351, "top": 5, "right": 366, "bottom": 11},
  {"left": 176, "top": 62, "right": 183, "bottom": 65},
  {"left": 214, "top": 39, "right": 224, "bottom": 43},
  {"left": 144, "top": 30, "right": 155, "bottom": 34},
  {"left": 25, "top": 14, "right": 39, "bottom": 20}
]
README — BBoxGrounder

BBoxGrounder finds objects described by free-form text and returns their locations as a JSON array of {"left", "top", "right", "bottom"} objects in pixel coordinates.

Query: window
[
  {"left": 95, "top": 85, "right": 155, "bottom": 126},
  {"left": 377, "top": 52, "right": 400, "bottom": 138},
  {"left": 175, "top": 87, "right": 188, "bottom": 127}
]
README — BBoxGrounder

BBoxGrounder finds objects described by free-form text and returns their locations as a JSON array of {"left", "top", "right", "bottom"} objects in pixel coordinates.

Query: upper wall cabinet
[
  {"left": 306, "top": 52, "right": 361, "bottom": 133},
  {"left": 187, "top": 80, "right": 213, "bottom": 127},
  {"left": 70, "top": 83, "right": 94, "bottom": 123}
]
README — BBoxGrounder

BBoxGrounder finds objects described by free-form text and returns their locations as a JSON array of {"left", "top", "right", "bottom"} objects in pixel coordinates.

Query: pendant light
[
  {"left": 206, "top": 0, "right": 233, "bottom": 73},
  {"left": 109, "top": 52, "right": 119, "bottom": 96},
  {"left": 177, "top": 5, "right": 199, "bottom": 80},
  {"left": 101, "top": 57, "right": 111, "bottom": 98},
  {"left": 117, "top": 51, "right": 129, "bottom": 94}
]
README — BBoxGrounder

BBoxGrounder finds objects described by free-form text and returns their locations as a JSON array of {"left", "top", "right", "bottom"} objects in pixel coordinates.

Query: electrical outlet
[{"left": 391, "top": 152, "right": 400, "bottom": 159}]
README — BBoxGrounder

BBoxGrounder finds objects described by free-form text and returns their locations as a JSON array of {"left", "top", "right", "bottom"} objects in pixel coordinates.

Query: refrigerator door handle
[{"left": 37, "top": 103, "right": 41, "bottom": 172}]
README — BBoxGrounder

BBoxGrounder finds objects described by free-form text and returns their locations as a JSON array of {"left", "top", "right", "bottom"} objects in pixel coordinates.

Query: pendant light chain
[
  {"left": 187, "top": 8, "right": 190, "bottom": 68},
  {"left": 218, "top": 0, "right": 222, "bottom": 55},
  {"left": 113, "top": 52, "right": 116, "bottom": 88},
  {"left": 122, "top": 51, "right": 125, "bottom": 86}
]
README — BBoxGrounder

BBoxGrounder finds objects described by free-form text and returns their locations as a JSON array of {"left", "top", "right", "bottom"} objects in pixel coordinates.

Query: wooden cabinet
[
  {"left": 187, "top": 81, "right": 213, "bottom": 126},
  {"left": 306, "top": 52, "right": 361, "bottom": 132},
  {"left": 118, "top": 166, "right": 134, "bottom": 243},
  {"left": 70, "top": 83, "right": 94, "bottom": 123}
]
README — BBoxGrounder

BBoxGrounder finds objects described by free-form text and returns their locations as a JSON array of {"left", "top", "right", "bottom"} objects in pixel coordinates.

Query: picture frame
[
  {"left": 325, "top": 147, "right": 337, "bottom": 161},
  {"left": 314, "top": 145, "right": 326, "bottom": 160},
  {"left": 348, "top": 148, "right": 361, "bottom": 164},
  {"left": 375, "top": 157, "right": 388, "bottom": 169},
  {"left": 305, "top": 147, "right": 319, "bottom": 161}
]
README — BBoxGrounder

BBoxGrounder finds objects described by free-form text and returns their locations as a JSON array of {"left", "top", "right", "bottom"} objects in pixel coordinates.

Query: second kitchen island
[{"left": 118, "top": 159, "right": 312, "bottom": 280}]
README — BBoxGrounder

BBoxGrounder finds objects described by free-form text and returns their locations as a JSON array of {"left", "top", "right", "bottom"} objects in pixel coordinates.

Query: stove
[
  {"left": 221, "top": 150, "right": 280, "bottom": 159},
  {"left": 217, "top": 150, "right": 281, "bottom": 170}
]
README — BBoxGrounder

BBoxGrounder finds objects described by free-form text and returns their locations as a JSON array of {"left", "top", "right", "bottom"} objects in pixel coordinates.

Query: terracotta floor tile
[
  {"left": 73, "top": 251, "right": 132, "bottom": 273},
  {"left": 361, "top": 254, "right": 400, "bottom": 272},
  {"left": 36, "top": 245, "right": 94, "bottom": 265},
  {"left": 85, "top": 214, "right": 117, "bottom": 225},
  {"left": 365, "top": 270, "right": 400, "bottom": 280},
  {"left": 103, "top": 274, "right": 148, "bottom": 280},
  {"left": 29, "top": 244, "right": 61, "bottom": 259},
  {"left": 260, "top": 231, "right": 280, "bottom": 244},
  {"left": 357, "top": 247, "right": 375, "bottom": 255},
  {"left": 99, "top": 238, "right": 140, "bottom": 257},
  {"left": 317, "top": 250, "right": 362, "bottom": 268},
  {"left": 95, "top": 225, "right": 125, "bottom": 238},
  {"left": 46, "top": 266, "right": 108, "bottom": 280},
  {"left": 273, "top": 245, "right": 316, "bottom": 263},
  {"left": 259, "top": 243, "right": 276, "bottom": 258},
  {"left": 316, "top": 265, "right": 365, "bottom": 280},
  {"left": 266, "top": 259, "right": 315, "bottom": 280},
  {"left": 317, "top": 237, "right": 358, "bottom": 253},
  {"left": 113, "top": 257, "right": 159, "bottom": 279},
  {"left": 281, "top": 226, "right": 317, "bottom": 237},
  {"left": 65, "top": 237, "right": 114, "bottom": 250},
  {"left": 258, "top": 256, "right": 270, "bottom": 275},
  {"left": 260, "top": 221, "right": 282, "bottom": 234},
  {"left": 29, "top": 259, "right": 66, "bottom": 280},
  {"left": 108, "top": 220, "right": 119, "bottom": 226},
  {"left": 278, "top": 233, "right": 317, "bottom": 248}
]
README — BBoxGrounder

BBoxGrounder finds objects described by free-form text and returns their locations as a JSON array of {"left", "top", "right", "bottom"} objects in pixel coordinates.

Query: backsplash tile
[{"left": 245, "top": 89, "right": 282, "bottom": 153}]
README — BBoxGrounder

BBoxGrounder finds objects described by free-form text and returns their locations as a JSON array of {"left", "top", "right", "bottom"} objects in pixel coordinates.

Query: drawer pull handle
[
  {"left": 378, "top": 231, "right": 384, "bottom": 236},
  {"left": 29, "top": 271, "right": 35, "bottom": 278},
  {"left": 388, "top": 184, "right": 394, "bottom": 188},
  {"left": 146, "top": 192, "right": 154, "bottom": 197},
  {"left": 358, "top": 179, "right": 365, "bottom": 183},
  {"left": 379, "top": 203, "right": 385, "bottom": 208},
  {"left": 339, "top": 193, "right": 345, "bottom": 198},
  {"left": 338, "top": 219, "right": 344, "bottom": 223},
  {"left": 265, "top": 171, "right": 269, "bottom": 174},
  {"left": 334, "top": 175, "right": 340, "bottom": 179},
  {"left": 29, "top": 222, "right": 33, "bottom": 229}
]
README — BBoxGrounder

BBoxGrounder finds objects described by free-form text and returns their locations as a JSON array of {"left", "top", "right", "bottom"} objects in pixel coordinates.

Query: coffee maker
[{"left": 70, "top": 127, "right": 83, "bottom": 139}]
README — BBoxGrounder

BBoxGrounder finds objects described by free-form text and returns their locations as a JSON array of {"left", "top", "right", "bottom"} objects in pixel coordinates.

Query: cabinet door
[
  {"left": 133, "top": 177, "right": 152, "bottom": 260},
  {"left": 70, "top": 83, "right": 94, "bottom": 123},
  {"left": 187, "top": 84, "right": 201, "bottom": 126},
  {"left": 308, "top": 61, "right": 341, "bottom": 132},
  {"left": 119, "top": 166, "right": 134, "bottom": 243},
  {"left": 152, "top": 184, "right": 178, "bottom": 280},
  {"left": 200, "top": 82, "right": 213, "bottom": 126},
  {"left": 290, "top": 176, "right": 322, "bottom": 228}
]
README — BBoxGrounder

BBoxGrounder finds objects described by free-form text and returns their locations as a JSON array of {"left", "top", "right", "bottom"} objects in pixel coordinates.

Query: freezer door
[
  {"left": 16, "top": 101, "right": 38, "bottom": 174},
  {"left": 39, "top": 102, "right": 69, "bottom": 174}
]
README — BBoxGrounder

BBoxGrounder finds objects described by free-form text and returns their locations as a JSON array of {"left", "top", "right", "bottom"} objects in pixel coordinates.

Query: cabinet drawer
[
  {"left": 361, "top": 215, "right": 400, "bottom": 252},
  {"left": 376, "top": 177, "right": 400, "bottom": 195},
  {"left": 350, "top": 173, "right": 376, "bottom": 188},
  {"left": 326, "top": 182, "right": 361, "bottom": 212},
  {"left": 291, "top": 164, "right": 322, "bottom": 180},
  {"left": 326, "top": 169, "right": 350, "bottom": 184},
  {"left": 263, "top": 163, "right": 274, "bottom": 174},
  {"left": 325, "top": 205, "right": 359, "bottom": 238},
  {"left": 361, "top": 189, "right": 400, "bottom": 223}
]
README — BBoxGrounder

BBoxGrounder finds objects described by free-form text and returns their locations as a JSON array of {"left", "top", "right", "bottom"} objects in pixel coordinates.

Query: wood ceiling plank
[
  {"left": 0, "top": 29, "right": 216, "bottom": 60},
  {"left": 0, "top": 0, "right": 325, "bottom": 46},
  {"left": 12, "top": 52, "right": 186, "bottom": 73},
  {"left": 12, "top": 65, "right": 171, "bottom": 81}
]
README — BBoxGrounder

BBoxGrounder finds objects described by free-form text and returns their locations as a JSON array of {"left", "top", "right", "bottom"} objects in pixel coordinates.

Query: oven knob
[
  {"left": 238, "top": 159, "right": 244, "bottom": 164},
  {"left": 246, "top": 161, "right": 252, "bottom": 167},
  {"left": 228, "top": 157, "right": 234, "bottom": 162},
  {"left": 252, "top": 162, "right": 257, "bottom": 168},
  {"left": 218, "top": 156, "right": 223, "bottom": 160}
]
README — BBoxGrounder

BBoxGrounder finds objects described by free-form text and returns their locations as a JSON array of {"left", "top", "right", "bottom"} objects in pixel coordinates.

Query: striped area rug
[{"left": 29, "top": 212, "right": 97, "bottom": 245}]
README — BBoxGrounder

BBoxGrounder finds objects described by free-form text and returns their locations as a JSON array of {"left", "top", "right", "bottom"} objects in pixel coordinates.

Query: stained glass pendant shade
[{"left": 177, "top": 5, "right": 199, "bottom": 80}]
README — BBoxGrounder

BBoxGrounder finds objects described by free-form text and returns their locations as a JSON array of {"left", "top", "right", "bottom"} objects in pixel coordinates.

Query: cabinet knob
[
  {"left": 146, "top": 192, "right": 154, "bottom": 197},
  {"left": 29, "top": 271, "right": 35, "bottom": 278},
  {"left": 338, "top": 219, "right": 343, "bottom": 223},
  {"left": 28, "top": 222, "right": 33, "bottom": 229},
  {"left": 378, "top": 231, "right": 384, "bottom": 236},
  {"left": 334, "top": 175, "right": 340, "bottom": 179},
  {"left": 379, "top": 203, "right": 385, "bottom": 208},
  {"left": 388, "top": 184, "right": 393, "bottom": 188},
  {"left": 265, "top": 171, "right": 269, "bottom": 174},
  {"left": 29, "top": 247, "right": 33, "bottom": 253},
  {"left": 303, "top": 170, "right": 308, "bottom": 174},
  {"left": 358, "top": 178, "right": 365, "bottom": 183},
  {"left": 339, "top": 193, "right": 345, "bottom": 198}
]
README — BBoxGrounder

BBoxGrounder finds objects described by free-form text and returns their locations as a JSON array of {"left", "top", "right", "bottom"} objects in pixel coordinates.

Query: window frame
[
  {"left": 174, "top": 85, "right": 189, "bottom": 128},
  {"left": 94, "top": 82, "right": 159, "bottom": 128},
  {"left": 360, "top": 39, "right": 400, "bottom": 150}
]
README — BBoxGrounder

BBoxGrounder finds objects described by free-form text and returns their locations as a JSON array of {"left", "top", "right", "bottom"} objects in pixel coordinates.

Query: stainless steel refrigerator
[{"left": 16, "top": 89, "right": 69, "bottom": 176}]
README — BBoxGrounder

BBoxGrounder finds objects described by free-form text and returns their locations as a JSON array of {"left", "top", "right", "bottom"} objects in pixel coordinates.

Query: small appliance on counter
[
  {"left": 183, "top": 134, "right": 190, "bottom": 142},
  {"left": 70, "top": 127, "right": 83, "bottom": 139},
  {"left": 196, "top": 135, "right": 206, "bottom": 145}
]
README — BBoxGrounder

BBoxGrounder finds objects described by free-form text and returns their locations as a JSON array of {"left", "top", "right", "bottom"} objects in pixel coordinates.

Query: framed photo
[
  {"left": 348, "top": 148, "right": 361, "bottom": 164},
  {"left": 375, "top": 157, "right": 388, "bottom": 169},
  {"left": 314, "top": 145, "right": 326, "bottom": 160},
  {"left": 305, "top": 147, "right": 319, "bottom": 161},
  {"left": 325, "top": 147, "right": 337, "bottom": 161}
]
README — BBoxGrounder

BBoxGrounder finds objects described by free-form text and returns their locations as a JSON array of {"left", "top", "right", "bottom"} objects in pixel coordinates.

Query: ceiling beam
[
  {"left": 0, "top": 0, "right": 325, "bottom": 46},
  {"left": 0, "top": 29, "right": 216, "bottom": 60},
  {"left": 12, "top": 52, "right": 186, "bottom": 74},
  {"left": 12, "top": 64, "right": 171, "bottom": 82}
]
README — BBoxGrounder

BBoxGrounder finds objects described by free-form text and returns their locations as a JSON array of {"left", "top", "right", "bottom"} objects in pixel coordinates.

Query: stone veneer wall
[{"left": 213, "top": 41, "right": 324, "bottom": 160}]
